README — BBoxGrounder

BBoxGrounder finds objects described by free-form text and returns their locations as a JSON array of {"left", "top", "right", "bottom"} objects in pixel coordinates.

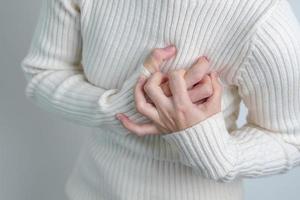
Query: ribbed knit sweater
[{"left": 21, "top": 0, "right": 300, "bottom": 199}]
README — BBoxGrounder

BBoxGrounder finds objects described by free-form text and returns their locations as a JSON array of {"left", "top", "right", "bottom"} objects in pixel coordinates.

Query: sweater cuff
[{"left": 161, "top": 111, "right": 237, "bottom": 180}]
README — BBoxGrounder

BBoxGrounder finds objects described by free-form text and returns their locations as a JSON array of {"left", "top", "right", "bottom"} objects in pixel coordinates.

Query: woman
[{"left": 21, "top": 0, "right": 300, "bottom": 199}]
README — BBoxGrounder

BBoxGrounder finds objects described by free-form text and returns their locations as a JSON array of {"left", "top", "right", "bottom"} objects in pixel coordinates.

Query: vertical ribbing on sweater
[
  {"left": 162, "top": 0, "right": 300, "bottom": 183},
  {"left": 21, "top": 0, "right": 300, "bottom": 199}
]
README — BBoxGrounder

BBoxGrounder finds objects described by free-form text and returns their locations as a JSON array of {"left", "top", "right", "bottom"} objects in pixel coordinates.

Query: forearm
[
  {"left": 22, "top": 63, "right": 149, "bottom": 127},
  {"left": 21, "top": 0, "right": 151, "bottom": 129},
  {"left": 163, "top": 0, "right": 300, "bottom": 182},
  {"left": 162, "top": 111, "right": 300, "bottom": 182}
]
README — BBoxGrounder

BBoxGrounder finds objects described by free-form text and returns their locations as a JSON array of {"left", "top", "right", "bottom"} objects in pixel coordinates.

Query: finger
[
  {"left": 144, "top": 45, "right": 177, "bottom": 73},
  {"left": 144, "top": 94, "right": 160, "bottom": 106},
  {"left": 158, "top": 56, "right": 210, "bottom": 97},
  {"left": 145, "top": 93, "right": 153, "bottom": 104},
  {"left": 144, "top": 72, "right": 172, "bottom": 108},
  {"left": 116, "top": 113, "right": 161, "bottom": 136},
  {"left": 188, "top": 74, "right": 213, "bottom": 103},
  {"left": 200, "top": 71, "right": 223, "bottom": 111},
  {"left": 135, "top": 75, "right": 160, "bottom": 122},
  {"left": 184, "top": 56, "right": 211, "bottom": 89},
  {"left": 168, "top": 69, "right": 193, "bottom": 107}
]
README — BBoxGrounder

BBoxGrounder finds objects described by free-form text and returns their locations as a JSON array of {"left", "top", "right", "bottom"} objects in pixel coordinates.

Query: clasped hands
[{"left": 116, "top": 45, "right": 223, "bottom": 136}]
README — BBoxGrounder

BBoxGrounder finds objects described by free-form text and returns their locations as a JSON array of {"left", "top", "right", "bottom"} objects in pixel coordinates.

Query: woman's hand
[
  {"left": 147, "top": 58, "right": 214, "bottom": 104},
  {"left": 140, "top": 45, "right": 214, "bottom": 104},
  {"left": 116, "top": 69, "right": 222, "bottom": 136},
  {"left": 115, "top": 45, "right": 223, "bottom": 136}
]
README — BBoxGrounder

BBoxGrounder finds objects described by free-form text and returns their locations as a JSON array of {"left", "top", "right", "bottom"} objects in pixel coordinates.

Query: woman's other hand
[
  {"left": 116, "top": 46, "right": 223, "bottom": 136},
  {"left": 141, "top": 45, "right": 213, "bottom": 104},
  {"left": 116, "top": 69, "right": 222, "bottom": 136}
]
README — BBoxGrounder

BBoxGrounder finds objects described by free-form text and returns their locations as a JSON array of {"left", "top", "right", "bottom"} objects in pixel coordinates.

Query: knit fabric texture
[{"left": 21, "top": 0, "right": 300, "bottom": 199}]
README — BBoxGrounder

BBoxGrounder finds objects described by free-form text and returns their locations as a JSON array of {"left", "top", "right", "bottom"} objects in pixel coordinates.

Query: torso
[{"left": 65, "top": 0, "right": 278, "bottom": 199}]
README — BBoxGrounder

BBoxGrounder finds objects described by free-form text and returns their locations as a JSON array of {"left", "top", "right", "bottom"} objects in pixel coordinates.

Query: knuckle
[
  {"left": 177, "top": 69, "right": 186, "bottom": 76},
  {"left": 167, "top": 69, "right": 186, "bottom": 81},
  {"left": 143, "top": 83, "right": 151, "bottom": 93},
  {"left": 203, "top": 84, "right": 213, "bottom": 96},
  {"left": 168, "top": 70, "right": 178, "bottom": 78},
  {"left": 136, "top": 102, "right": 145, "bottom": 113},
  {"left": 144, "top": 81, "right": 155, "bottom": 93},
  {"left": 153, "top": 71, "right": 162, "bottom": 76},
  {"left": 175, "top": 104, "right": 188, "bottom": 114},
  {"left": 149, "top": 71, "right": 162, "bottom": 82},
  {"left": 202, "top": 74, "right": 211, "bottom": 83}
]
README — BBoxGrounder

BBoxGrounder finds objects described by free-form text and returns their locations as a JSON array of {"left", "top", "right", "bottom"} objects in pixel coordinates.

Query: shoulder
[
  {"left": 217, "top": 0, "right": 298, "bottom": 85},
  {"left": 225, "top": 0, "right": 283, "bottom": 36},
  {"left": 233, "top": 0, "right": 300, "bottom": 85}
]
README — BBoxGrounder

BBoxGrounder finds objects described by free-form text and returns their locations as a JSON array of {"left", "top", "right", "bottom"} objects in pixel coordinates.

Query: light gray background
[{"left": 0, "top": 1, "right": 299, "bottom": 200}]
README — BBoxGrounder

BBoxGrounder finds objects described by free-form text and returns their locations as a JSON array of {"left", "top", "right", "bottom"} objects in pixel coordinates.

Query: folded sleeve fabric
[
  {"left": 162, "top": 0, "right": 300, "bottom": 182},
  {"left": 21, "top": 0, "right": 150, "bottom": 128}
]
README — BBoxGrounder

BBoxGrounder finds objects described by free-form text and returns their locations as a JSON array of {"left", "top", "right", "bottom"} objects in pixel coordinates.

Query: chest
[{"left": 79, "top": 0, "right": 239, "bottom": 89}]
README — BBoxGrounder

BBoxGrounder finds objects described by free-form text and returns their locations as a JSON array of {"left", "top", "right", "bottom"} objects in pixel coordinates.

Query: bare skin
[{"left": 116, "top": 45, "right": 223, "bottom": 136}]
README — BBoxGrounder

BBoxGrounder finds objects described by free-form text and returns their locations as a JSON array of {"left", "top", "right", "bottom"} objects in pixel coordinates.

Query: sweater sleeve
[
  {"left": 21, "top": 0, "right": 151, "bottom": 128},
  {"left": 162, "top": 0, "right": 300, "bottom": 182}
]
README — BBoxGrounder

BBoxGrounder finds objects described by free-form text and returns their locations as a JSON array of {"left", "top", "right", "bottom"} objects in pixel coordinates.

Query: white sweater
[{"left": 21, "top": 0, "right": 300, "bottom": 199}]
